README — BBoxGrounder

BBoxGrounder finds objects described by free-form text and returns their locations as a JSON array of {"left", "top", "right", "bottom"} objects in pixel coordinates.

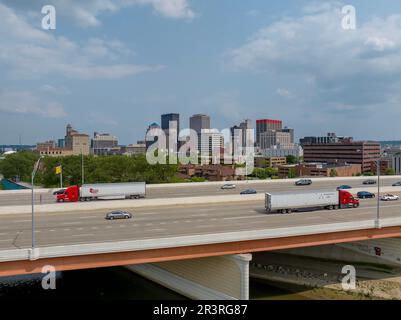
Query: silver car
[
  {"left": 221, "top": 184, "right": 236, "bottom": 190},
  {"left": 105, "top": 210, "right": 132, "bottom": 220}
]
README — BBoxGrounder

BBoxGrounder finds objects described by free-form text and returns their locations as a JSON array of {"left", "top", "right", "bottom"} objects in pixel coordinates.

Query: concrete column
[{"left": 126, "top": 254, "right": 252, "bottom": 300}]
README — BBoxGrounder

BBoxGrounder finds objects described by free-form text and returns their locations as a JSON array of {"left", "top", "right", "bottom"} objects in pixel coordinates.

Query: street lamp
[
  {"left": 31, "top": 156, "right": 43, "bottom": 249},
  {"left": 376, "top": 158, "right": 381, "bottom": 229}
]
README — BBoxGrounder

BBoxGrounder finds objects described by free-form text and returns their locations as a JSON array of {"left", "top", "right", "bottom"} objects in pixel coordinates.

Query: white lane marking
[
  {"left": 0, "top": 233, "right": 7, "bottom": 236},
  {"left": 62, "top": 222, "right": 81, "bottom": 225},
  {"left": 72, "top": 234, "right": 95, "bottom": 237},
  {"left": 79, "top": 216, "right": 98, "bottom": 220},
  {"left": 14, "top": 220, "right": 30, "bottom": 223},
  {"left": 0, "top": 239, "right": 11, "bottom": 242},
  {"left": 147, "top": 229, "right": 166, "bottom": 232}
]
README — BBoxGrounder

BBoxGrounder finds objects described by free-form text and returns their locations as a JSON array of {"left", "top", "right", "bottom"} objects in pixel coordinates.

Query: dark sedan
[
  {"left": 357, "top": 191, "right": 375, "bottom": 199},
  {"left": 240, "top": 189, "right": 257, "bottom": 195},
  {"left": 363, "top": 179, "right": 376, "bottom": 185},
  {"left": 337, "top": 185, "right": 352, "bottom": 190}
]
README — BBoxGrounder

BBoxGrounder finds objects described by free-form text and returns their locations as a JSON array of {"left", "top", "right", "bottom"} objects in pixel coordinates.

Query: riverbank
[{"left": 251, "top": 252, "right": 401, "bottom": 300}]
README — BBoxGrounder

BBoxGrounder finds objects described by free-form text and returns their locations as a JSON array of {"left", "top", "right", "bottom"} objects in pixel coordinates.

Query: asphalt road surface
[
  {"left": 0, "top": 196, "right": 400, "bottom": 250},
  {"left": 1, "top": 177, "right": 401, "bottom": 206}
]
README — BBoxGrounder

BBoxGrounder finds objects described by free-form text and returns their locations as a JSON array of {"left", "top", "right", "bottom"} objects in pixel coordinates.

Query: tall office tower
[
  {"left": 282, "top": 127, "right": 294, "bottom": 144},
  {"left": 190, "top": 114, "right": 211, "bottom": 153},
  {"left": 190, "top": 114, "right": 211, "bottom": 134},
  {"left": 92, "top": 132, "right": 118, "bottom": 155},
  {"left": 256, "top": 119, "right": 283, "bottom": 147},
  {"left": 161, "top": 113, "right": 180, "bottom": 153}
]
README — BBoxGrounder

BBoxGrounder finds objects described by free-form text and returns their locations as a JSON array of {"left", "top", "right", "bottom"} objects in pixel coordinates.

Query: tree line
[{"left": 0, "top": 151, "right": 180, "bottom": 188}]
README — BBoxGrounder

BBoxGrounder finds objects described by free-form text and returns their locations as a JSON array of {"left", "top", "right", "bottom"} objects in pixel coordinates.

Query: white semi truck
[{"left": 265, "top": 190, "right": 360, "bottom": 214}]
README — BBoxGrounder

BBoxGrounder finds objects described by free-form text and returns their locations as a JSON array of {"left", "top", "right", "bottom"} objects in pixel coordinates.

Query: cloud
[
  {"left": 0, "top": 3, "right": 164, "bottom": 79},
  {"left": 277, "top": 88, "right": 295, "bottom": 99},
  {"left": 3, "top": 0, "right": 195, "bottom": 27},
  {"left": 0, "top": 91, "right": 67, "bottom": 118},
  {"left": 225, "top": 1, "right": 401, "bottom": 112}
]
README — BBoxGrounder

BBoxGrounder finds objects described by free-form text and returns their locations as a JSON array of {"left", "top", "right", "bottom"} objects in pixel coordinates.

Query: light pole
[
  {"left": 31, "top": 156, "right": 43, "bottom": 249},
  {"left": 81, "top": 148, "right": 85, "bottom": 185},
  {"left": 376, "top": 158, "right": 381, "bottom": 228}
]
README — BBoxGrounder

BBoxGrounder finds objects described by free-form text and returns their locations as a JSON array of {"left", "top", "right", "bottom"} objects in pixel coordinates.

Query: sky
[{"left": 1, "top": 0, "right": 401, "bottom": 145}]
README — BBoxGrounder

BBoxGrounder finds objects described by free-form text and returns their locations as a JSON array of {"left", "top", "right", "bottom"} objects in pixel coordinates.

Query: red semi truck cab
[
  {"left": 56, "top": 185, "right": 80, "bottom": 202},
  {"left": 339, "top": 190, "right": 359, "bottom": 208}
]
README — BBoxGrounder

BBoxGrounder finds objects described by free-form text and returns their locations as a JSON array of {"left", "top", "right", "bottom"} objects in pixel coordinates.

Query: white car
[
  {"left": 221, "top": 184, "right": 236, "bottom": 190},
  {"left": 380, "top": 194, "right": 400, "bottom": 201}
]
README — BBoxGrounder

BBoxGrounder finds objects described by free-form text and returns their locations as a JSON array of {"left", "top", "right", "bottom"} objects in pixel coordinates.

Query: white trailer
[
  {"left": 80, "top": 182, "right": 146, "bottom": 201},
  {"left": 265, "top": 190, "right": 358, "bottom": 213}
]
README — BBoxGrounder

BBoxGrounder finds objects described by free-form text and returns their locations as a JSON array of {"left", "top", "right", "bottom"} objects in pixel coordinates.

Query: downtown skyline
[{"left": 3, "top": 1, "right": 401, "bottom": 144}]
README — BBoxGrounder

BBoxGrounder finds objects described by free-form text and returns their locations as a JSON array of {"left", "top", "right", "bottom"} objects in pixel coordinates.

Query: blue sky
[{"left": 1, "top": 0, "right": 401, "bottom": 144}]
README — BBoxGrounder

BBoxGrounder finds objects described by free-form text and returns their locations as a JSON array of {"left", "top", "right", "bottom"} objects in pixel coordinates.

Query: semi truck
[
  {"left": 265, "top": 190, "right": 359, "bottom": 214},
  {"left": 56, "top": 182, "right": 146, "bottom": 202}
]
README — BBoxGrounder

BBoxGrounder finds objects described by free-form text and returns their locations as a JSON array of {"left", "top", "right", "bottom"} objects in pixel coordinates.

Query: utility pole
[
  {"left": 376, "top": 159, "right": 381, "bottom": 229},
  {"left": 81, "top": 148, "right": 84, "bottom": 185},
  {"left": 60, "top": 164, "right": 63, "bottom": 188},
  {"left": 31, "top": 157, "right": 42, "bottom": 249}
]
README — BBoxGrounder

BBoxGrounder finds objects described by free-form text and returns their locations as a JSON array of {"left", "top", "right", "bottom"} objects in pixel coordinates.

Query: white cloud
[
  {"left": 0, "top": 91, "right": 67, "bottom": 118},
  {"left": 277, "top": 88, "right": 294, "bottom": 99},
  {"left": 3, "top": 0, "right": 195, "bottom": 27},
  {"left": 0, "top": 3, "right": 164, "bottom": 79},
  {"left": 225, "top": 2, "right": 401, "bottom": 111}
]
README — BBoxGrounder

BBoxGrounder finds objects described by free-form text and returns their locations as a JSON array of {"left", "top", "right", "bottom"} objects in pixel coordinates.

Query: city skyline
[{"left": 3, "top": 1, "right": 401, "bottom": 144}]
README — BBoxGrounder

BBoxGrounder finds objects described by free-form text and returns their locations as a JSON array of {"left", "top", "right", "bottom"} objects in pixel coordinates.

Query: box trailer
[
  {"left": 56, "top": 182, "right": 146, "bottom": 202},
  {"left": 265, "top": 190, "right": 359, "bottom": 214}
]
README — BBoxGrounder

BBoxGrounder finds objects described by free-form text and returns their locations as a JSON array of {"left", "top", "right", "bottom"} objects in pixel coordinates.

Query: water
[{"left": 0, "top": 267, "right": 306, "bottom": 300}]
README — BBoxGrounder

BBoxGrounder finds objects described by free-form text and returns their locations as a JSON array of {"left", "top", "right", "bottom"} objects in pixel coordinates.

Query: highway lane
[
  {"left": 1, "top": 196, "right": 401, "bottom": 250},
  {"left": 1, "top": 177, "right": 401, "bottom": 206}
]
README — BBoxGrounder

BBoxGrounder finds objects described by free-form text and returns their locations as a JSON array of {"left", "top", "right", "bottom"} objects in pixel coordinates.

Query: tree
[
  {"left": 288, "top": 168, "right": 297, "bottom": 179},
  {"left": 385, "top": 168, "right": 396, "bottom": 176},
  {"left": 286, "top": 155, "right": 299, "bottom": 164},
  {"left": 330, "top": 169, "right": 338, "bottom": 177},
  {"left": 0, "top": 151, "right": 39, "bottom": 181}
]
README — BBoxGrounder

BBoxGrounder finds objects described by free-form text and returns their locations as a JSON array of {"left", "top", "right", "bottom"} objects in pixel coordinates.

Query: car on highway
[
  {"left": 393, "top": 182, "right": 401, "bottom": 186},
  {"left": 240, "top": 189, "right": 257, "bottom": 195},
  {"left": 295, "top": 179, "right": 312, "bottom": 186},
  {"left": 105, "top": 210, "right": 132, "bottom": 220},
  {"left": 221, "top": 184, "right": 237, "bottom": 190},
  {"left": 363, "top": 179, "right": 376, "bottom": 185},
  {"left": 337, "top": 185, "right": 352, "bottom": 190},
  {"left": 380, "top": 194, "right": 400, "bottom": 201},
  {"left": 357, "top": 191, "right": 375, "bottom": 199}
]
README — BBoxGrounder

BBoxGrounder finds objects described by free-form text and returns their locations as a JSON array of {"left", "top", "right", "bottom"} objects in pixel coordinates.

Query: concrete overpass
[{"left": 2, "top": 190, "right": 401, "bottom": 299}]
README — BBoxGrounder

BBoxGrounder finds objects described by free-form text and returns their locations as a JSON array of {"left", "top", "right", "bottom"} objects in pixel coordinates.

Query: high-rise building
[
  {"left": 190, "top": 114, "right": 210, "bottom": 134},
  {"left": 260, "top": 130, "right": 292, "bottom": 149},
  {"left": 256, "top": 119, "right": 283, "bottom": 147},
  {"left": 161, "top": 113, "right": 180, "bottom": 153},
  {"left": 303, "top": 141, "right": 381, "bottom": 173},
  {"left": 282, "top": 127, "right": 295, "bottom": 144},
  {"left": 200, "top": 129, "right": 224, "bottom": 163},
  {"left": 190, "top": 114, "right": 210, "bottom": 153},
  {"left": 92, "top": 132, "right": 118, "bottom": 155},
  {"left": 64, "top": 124, "right": 90, "bottom": 155},
  {"left": 300, "top": 133, "right": 352, "bottom": 146}
]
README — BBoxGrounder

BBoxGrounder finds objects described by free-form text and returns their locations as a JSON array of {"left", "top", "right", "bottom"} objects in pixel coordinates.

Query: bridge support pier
[{"left": 126, "top": 254, "right": 252, "bottom": 300}]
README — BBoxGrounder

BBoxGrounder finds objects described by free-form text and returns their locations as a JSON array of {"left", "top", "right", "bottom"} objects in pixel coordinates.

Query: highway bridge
[{"left": 1, "top": 176, "right": 401, "bottom": 299}]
